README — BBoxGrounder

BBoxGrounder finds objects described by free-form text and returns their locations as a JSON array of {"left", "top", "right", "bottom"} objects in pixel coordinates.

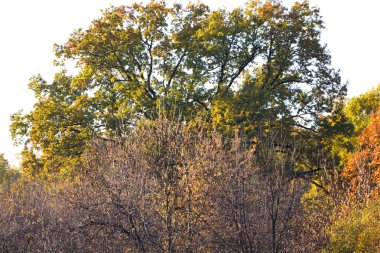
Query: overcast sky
[{"left": 1, "top": 0, "right": 379, "bottom": 165}]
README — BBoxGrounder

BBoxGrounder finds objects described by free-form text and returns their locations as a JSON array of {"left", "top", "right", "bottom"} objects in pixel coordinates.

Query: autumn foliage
[
  {"left": 2, "top": 0, "right": 380, "bottom": 251},
  {"left": 343, "top": 107, "right": 380, "bottom": 201}
]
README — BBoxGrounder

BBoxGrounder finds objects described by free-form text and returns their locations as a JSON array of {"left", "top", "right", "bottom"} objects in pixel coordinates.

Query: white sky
[{"left": 1, "top": 0, "right": 379, "bottom": 165}]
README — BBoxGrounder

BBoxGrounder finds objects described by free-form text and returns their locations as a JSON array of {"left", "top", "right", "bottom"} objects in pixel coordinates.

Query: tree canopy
[
  {"left": 11, "top": 0, "right": 346, "bottom": 177},
  {"left": 345, "top": 84, "right": 380, "bottom": 132}
]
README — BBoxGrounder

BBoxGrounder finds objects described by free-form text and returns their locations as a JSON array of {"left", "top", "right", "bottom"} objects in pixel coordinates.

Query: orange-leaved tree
[{"left": 343, "top": 107, "right": 380, "bottom": 201}]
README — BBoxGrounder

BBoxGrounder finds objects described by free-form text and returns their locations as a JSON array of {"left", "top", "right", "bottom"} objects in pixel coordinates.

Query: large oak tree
[{"left": 11, "top": 0, "right": 346, "bottom": 177}]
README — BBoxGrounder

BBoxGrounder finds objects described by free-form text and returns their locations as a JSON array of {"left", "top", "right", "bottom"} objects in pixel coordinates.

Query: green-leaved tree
[{"left": 11, "top": 0, "right": 346, "bottom": 178}]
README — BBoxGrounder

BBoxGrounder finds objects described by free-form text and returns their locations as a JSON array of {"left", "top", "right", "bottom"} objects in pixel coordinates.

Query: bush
[
  {"left": 0, "top": 118, "right": 318, "bottom": 252},
  {"left": 327, "top": 198, "right": 380, "bottom": 252}
]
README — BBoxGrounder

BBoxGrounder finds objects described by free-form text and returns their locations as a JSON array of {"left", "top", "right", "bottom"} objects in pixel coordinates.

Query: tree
[
  {"left": 0, "top": 154, "right": 19, "bottom": 188},
  {"left": 327, "top": 84, "right": 380, "bottom": 165},
  {"left": 0, "top": 154, "right": 9, "bottom": 172},
  {"left": 345, "top": 84, "right": 380, "bottom": 132},
  {"left": 11, "top": 0, "right": 345, "bottom": 177},
  {"left": 320, "top": 102, "right": 380, "bottom": 251},
  {"left": 0, "top": 154, "right": 10, "bottom": 186},
  {"left": 343, "top": 107, "right": 380, "bottom": 201}
]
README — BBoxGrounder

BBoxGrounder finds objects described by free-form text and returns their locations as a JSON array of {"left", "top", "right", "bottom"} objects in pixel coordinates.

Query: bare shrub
[
  {"left": 0, "top": 180, "right": 83, "bottom": 252},
  {"left": 0, "top": 118, "right": 318, "bottom": 252},
  {"left": 74, "top": 118, "right": 312, "bottom": 252}
]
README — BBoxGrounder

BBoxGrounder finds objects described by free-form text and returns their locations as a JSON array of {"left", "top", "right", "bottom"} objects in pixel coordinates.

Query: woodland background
[{"left": 0, "top": 1, "right": 379, "bottom": 252}]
